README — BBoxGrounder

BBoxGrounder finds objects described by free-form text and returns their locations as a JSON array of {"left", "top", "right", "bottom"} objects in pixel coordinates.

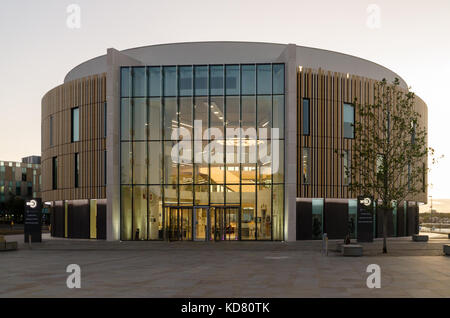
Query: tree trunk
[{"left": 382, "top": 207, "right": 392, "bottom": 254}]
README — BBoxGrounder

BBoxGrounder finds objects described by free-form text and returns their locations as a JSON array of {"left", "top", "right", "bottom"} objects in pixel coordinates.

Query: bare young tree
[{"left": 348, "top": 78, "right": 428, "bottom": 253}]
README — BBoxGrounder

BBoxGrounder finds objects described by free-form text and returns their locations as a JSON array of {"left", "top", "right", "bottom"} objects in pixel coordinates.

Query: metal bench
[
  {"left": 412, "top": 234, "right": 429, "bottom": 242},
  {"left": 342, "top": 244, "right": 363, "bottom": 256}
]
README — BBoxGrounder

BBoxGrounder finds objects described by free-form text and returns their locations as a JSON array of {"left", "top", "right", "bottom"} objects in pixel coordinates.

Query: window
[
  {"left": 52, "top": 156, "right": 57, "bottom": 190},
  {"left": 16, "top": 181, "right": 21, "bottom": 196},
  {"left": 75, "top": 153, "right": 80, "bottom": 188},
  {"left": 303, "top": 98, "right": 310, "bottom": 135},
  {"left": 209, "top": 65, "right": 224, "bottom": 95},
  {"left": 241, "top": 65, "right": 255, "bottom": 95},
  {"left": 163, "top": 66, "right": 176, "bottom": 96},
  {"left": 343, "top": 150, "right": 350, "bottom": 185},
  {"left": 49, "top": 115, "right": 53, "bottom": 146},
  {"left": 179, "top": 66, "right": 193, "bottom": 96},
  {"left": 148, "top": 66, "right": 161, "bottom": 97},
  {"left": 343, "top": 103, "right": 354, "bottom": 138},
  {"left": 302, "top": 148, "right": 310, "bottom": 184},
  {"left": 104, "top": 150, "right": 107, "bottom": 185},
  {"left": 194, "top": 66, "right": 207, "bottom": 96},
  {"left": 71, "top": 107, "right": 80, "bottom": 142},
  {"left": 132, "top": 67, "right": 146, "bottom": 97},
  {"left": 256, "top": 64, "right": 271, "bottom": 95},
  {"left": 225, "top": 65, "right": 239, "bottom": 95},
  {"left": 22, "top": 168, "right": 27, "bottom": 181},
  {"left": 272, "top": 64, "right": 284, "bottom": 94},
  {"left": 104, "top": 102, "right": 107, "bottom": 137}
]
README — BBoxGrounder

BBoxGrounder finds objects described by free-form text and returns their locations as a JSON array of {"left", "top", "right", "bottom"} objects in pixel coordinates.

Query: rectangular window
[
  {"left": 343, "top": 103, "right": 354, "bottom": 139},
  {"left": 178, "top": 66, "right": 193, "bottom": 96},
  {"left": 241, "top": 65, "right": 256, "bottom": 95},
  {"left": 302, "top": 148, "right": 310, "bottom": 184},
  {"left": 75, "top": 153, "right": 80, "bottom": 188},
  {"left": 256, "top": 64, "right": 272, "bottom": 95},
  {"left": 132, "top": 67, "right": 146, "bottom": 97},
  {"left": 71, "top": 107, "right": 80, "bottom": 142},
  {"left": 194, "top": 66, "right": 208, "bottom": 96},
  {"left": 343, "top": 150, "right": 350, "bottom": 185},
  {"left": 104, "top": 102, "right": 107, "bottom": 137},
  {"left": 272, "top": 64, "right": 285, "bottom": 94},
  {"left": 52, "top": 156, "right": 57, "bottom": 190},
  {"left": 163, "top": 66, "right": 176, "bottom": 96},
  {"left": 16, "top": 181, "right": 21, "bottom": 196},
  {"left": 22, "top": 168, "right": 27, "bottom": 181},
  {"left": 225, "top": 65, "right": 239, "bottom": 95},
  {"left": 121, "top": 67, "right": 131, "bottom": 97},
  {"left": 209, "top": 65, "right": 224, "bottom": 95},
  {"left": 148, "top": 66, "right": 161, "bottom": 97},
  {"left": 303, "top": 98, "right": 310, "bottom": 135},
  {"left": 49, "top": 115, "right": 53, "bottom": 146},
  {"left": 104, "top": 150, "right": 107, "bottom": 185}
]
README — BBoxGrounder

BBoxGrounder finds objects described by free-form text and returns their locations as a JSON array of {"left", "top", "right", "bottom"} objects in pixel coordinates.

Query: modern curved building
[{"left": 41, "top": 42, "right": 427, "bottom": 241}]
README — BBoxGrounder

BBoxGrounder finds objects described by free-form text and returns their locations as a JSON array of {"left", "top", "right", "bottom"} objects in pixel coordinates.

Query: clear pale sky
[{"left": 0, "top": 0, "right": 449, "bottom": 199}]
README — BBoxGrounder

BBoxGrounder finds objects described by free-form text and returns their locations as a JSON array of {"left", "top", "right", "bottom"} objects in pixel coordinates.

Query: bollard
[{"left": 322, "top": 233, "right": 328, "bottom": 255}]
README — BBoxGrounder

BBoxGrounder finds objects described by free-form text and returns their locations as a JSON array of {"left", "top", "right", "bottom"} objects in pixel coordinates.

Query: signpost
[
  {"left": 24, "top": 198, "right": 43, "bottom": 243},
  {"left": 357, "top": 196, "right": 374, "bottom": 242}
]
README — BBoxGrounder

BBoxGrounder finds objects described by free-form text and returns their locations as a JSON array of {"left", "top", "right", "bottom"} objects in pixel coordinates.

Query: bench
[
  {"left": 412, "top": 234, "right": 429, "bottom": 242},
  {"left": 342, "top": 244, "right": 363, "bottom": 257},
  {"left": 444, "top": 245, "right": 450, "bottom": 256},
  {"left": 0, "top": 241, "right": 18, "bottom": 251}
]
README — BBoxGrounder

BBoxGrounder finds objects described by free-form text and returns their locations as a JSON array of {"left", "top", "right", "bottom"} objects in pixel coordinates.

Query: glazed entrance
[{"left": 165, "top": 206, "right": 240, "bottom": 241}]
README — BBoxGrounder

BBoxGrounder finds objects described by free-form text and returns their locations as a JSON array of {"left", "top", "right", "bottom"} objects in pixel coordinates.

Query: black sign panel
[
  {"left": 24, "top": 198, "right": 43, "bottom": 243},
  {"left": 357, "top": 196, "right": 374, "bottom": 242}
]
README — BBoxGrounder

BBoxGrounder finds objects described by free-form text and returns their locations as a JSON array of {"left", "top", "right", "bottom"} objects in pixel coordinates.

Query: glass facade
[{"left": 120, "top": 64, "right": 285, "bottom": 241}]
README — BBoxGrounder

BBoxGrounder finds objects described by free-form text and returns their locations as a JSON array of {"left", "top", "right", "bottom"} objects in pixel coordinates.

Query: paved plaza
[{"left": 1, "top": 233, "right": 449, "bottom": 297}]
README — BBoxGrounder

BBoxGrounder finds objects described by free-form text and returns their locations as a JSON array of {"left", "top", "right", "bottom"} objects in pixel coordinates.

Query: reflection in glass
[
  {"left": 121, "top": 67, "right": 131, "bottom": 97},
  {"left": 121, "top": 98, "right": 131, "bottom": 141},
  {"left": 273, "top": 95, "right": 284, "bottom": 138},
  {"left": 226, "top": 96, "right": 239, "bottom": 129},
  {"left": 133, "top": 98, "right": 147, "bottom": 141},
  {"left": 179, "top": 66, "right": 193, "bottom": 96},
  {"left": 148, "top": 185, "right": 162, "bottom": 240},
  {"left": 257, "top": 96, "right": 271, "bottom": 137},
  {"left": 242, "top": 96, "right": 256, "bottom": 131},
  {"left": 257, "top": 184, "right": 271, "bottom": 240},
  {"left": 194, "top": 66, "right": 208, "bottom": 96},
  {"left": 272, "top": 64, "right": 284, "bottom": 94},
  {"left": 163, "top": 98, "right": 177, "bottom": 140},
  {"left": 164, "top": 141, "right": 178, "bottom": 185},
  {"left": 257, "top": 64, "right": 272, "bottom": 95},
  {"left": 225, "top": 65, "right": 239, "bottom": 95},
  {"left": 121, "top": 186, "right": 132, "bottom": 240},
  {"left": 132, "top": 67, "right": 146, "bottom": 97},
  {"left": 241, "top": 65, "right": 256, "bottom": 95},
  {"left": 241, "top": 184, "right": 256, "bottom": 240},
  {"left": 210, "top": 65, "right": 224, "bottom": 95},
  {"left": 179, "top": 97, "right": 193, "bottom": 135},
  {"left": 272, "top": 184, "right": 284, "bottom": 240},
  {"left": 133, "top": 141, "right": 147, "bottom": 184},
  {"left": 210, "top": 97, "right": 224, "bottom": 136},
  {"left": 149, "top": 67, "right": 161, "bottom": 97},
  {"left": 148, "top": 141, "right": 162, "bottom": 184},
  {"left": 194, "top": 97, "right": 208, "bottom": 139},
  {"left": 163, "top": 66, "right": 176, "bottom": 96},
  {"left": 148, "top": 98, "right": 161, "bottom": 140},
  {"left": 121, "top": 142, "right": 132, "bottom": 184},
  {"left": 133, "top": 186, "right": 147, "bottom": 240}
]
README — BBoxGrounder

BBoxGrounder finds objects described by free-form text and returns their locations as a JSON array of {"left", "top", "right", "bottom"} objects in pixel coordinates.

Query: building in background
[
  {"left": 41, "top": 42, "right": 427, "bottom": 241},
  {"left": 22, "top": 155, "right": 41, "bottom": 165},
  {"left": 0, "top": 157, "right": 41, "bottom": 222}
]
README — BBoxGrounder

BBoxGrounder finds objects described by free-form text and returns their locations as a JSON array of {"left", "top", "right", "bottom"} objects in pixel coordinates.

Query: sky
[{"left": 0, "top": 0, "right": 449, "bottom": 201}]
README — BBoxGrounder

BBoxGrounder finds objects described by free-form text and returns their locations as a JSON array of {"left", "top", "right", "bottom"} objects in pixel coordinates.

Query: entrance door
[
  {"left": 167, "top": 207, "right": 193, "bottom": 241},
  {"left": 212, "top": 207, "right": 240, "bottom": 241},
  {"left": 193, "top": 206, "right": 210, "bottom": 241}
]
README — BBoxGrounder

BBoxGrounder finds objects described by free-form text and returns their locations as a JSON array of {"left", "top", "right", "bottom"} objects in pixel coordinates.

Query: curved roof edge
[{"left": 63, "top": 41, "right": 408, "bottom": 88}]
